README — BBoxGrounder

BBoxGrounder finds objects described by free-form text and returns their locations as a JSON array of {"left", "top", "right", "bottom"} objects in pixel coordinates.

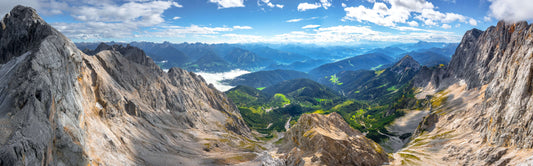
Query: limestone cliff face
[
  {"left": 0, "top": 6, "right": 253, "bottom": 166},
  {"left": 405, "top": 21, "right": 533, "bottom": 165},
  {"left": 279, "top": 113, "right": 388, "bottom": 166},
  {"left": 448, "top": 21, "right": 533, "bottom": 149}
]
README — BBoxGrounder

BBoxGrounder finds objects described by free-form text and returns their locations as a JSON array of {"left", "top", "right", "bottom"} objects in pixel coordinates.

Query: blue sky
[{"left": 1, "top": 0, "right": 532, "bottom": 45}]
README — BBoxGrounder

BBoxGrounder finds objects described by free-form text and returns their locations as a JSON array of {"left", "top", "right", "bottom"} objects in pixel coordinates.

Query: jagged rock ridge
[
  {"left": 404, "top": 21, "right": 533, "bottom": 165},
  {"left": 0, "top": 6, "right": 254, "bottom": 165}
]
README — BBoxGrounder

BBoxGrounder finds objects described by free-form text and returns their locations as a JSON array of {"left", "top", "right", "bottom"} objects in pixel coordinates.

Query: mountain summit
[
  {"left": 0, "top": 6, "right": 254, "bottom": 165},
  {"left": 400, "top": 20, "right": 533, "bottom": 165},
  {"left": 390, "top": 55, "right": 421, "bottom": 74},
  {"left": 0, "top": 5, "right": 57, "bottom": 64}
]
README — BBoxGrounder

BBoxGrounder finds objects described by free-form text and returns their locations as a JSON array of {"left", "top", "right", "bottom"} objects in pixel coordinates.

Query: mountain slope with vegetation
[
  {"left": 222, "top": 69, "right": 309, "bottom": 88},
  {"left": 309, "top": 53, "right": 394, "bottom": 78}
]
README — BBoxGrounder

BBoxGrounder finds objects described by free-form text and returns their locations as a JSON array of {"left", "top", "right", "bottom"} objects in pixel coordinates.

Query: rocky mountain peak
[
  {"left": 390, "top": 55, "right": 421, "bottom": 73},
  {"left": 278, "top": 112, "right": 388, "bottom": 165},
  {"left": 408, "top": 20, "right": 533, "bottom": 164},
  {"left": 0, "top": 6, "right": 254, "bottom": 165},
  {"left": 84, "top": 43, "right": 160, "bottom": 70},
  {"left": 446, "top": 20, "right": 533, "bottom": 89},
  {"left": 0, "top": 5, "right": 60, "bottom": 64}
]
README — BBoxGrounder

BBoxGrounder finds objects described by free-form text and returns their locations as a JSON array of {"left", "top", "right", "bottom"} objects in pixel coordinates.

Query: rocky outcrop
[
  {"left": 406, "top": 20, "right": 533, "bottom": 165},
  {"left": 278, "top": 113, "right": 388, "bottom": 166},
  {"left": 390, "top": 55, "right": 420, "bottom": 74},
  {"left": 0, "top": 6, "right": 55, "bottom": 64},
  {"left": 447, "top": 21, "right": 533, "bottom": 149},
  {"left": 0, "top": 6, "right": 254, "bottom": 165}
]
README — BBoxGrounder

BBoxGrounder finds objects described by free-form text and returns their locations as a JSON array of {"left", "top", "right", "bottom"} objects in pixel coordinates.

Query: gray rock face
[
  {"left": 279, "top": 113, "right": 388, "bottom": 166},
  {"left": 0, "top": 6, "right": 254, "bottom": 165},
  {"left": 442, "top": 21, "right": 533, "bottom": 149},
  {"left": 410, "top": 20, "right": 533, "bottom": 164},
  {"left": 0, "top": 6, "right": 55, "bottom": 64}
]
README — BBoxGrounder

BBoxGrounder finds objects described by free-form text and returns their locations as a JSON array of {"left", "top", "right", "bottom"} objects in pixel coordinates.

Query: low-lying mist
[{"left": 196, "top": 69, "right": 250, "bottom": 92}]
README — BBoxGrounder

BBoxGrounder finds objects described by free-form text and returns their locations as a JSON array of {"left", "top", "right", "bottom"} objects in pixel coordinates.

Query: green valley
[{"left": 226, "top": 56, "right": 427, "bottom": 142}]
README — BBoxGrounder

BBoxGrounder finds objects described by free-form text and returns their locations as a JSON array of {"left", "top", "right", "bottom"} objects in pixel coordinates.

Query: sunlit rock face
[
  {"left": 278, "top": 112, "right": 389, "bottom": 166},
  {"left": 405, "top": 21, "right": 533, "bottom": 165},
  {"left": 0, "top": 6, "right": 255, "bottom": 165}
]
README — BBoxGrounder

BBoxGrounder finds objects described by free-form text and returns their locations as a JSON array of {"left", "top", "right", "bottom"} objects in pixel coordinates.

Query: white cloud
[
  {"left": 130, "top": 25, "right": 234, "bottom": 40},
  {"left": 52, "top": 22, "right": 135, "bottom": 40},
  {"left": 441, "top": 13, "right": 466, "bottom": 23},
  {"left": 233, "top": 25, "right": 253, "bottom": 30},
  {"left": 259, "top": 0, "right": 284, "bottom": 8},
  {"left": 488, "top": 0, "right": 533, "bottom": 22},
  {"left": 441, "top": 24, "right": 451, "bottom": 29},
  {"left": 72, "top": 1, "right": 180, "bottom": 25},
  {"left": 173, "top": 16, "right": 181, "bottom": 20},
  {"left": 320, "top": 0, "right": 332, "bottom": 9},
  {"left": 286, "top": 18, "right": 303, "bottom": 22},
  {"left": 392, "top": 26, "right": 452, "bottom": 34},
  {"left": 209, "top": 0, "right": 245, "bottom": 9},
  {"left": 407, "top": 21, "right": 419, "bottom": 26},
  {"left": 269, "top": 25, "right": 460, "bottom": 43},
  {"left": 50, "top": 1, "right": 181, "bottom": 40},
  {"left": 0, "top": 0, "right": 73, "bottom": 16},
  {"left": 484, "top": 16, "right": 492, "bottom": 22},
  {"left": 344, "top": 0, "right": 475, "bottom": 27},
  {"left": 468, "top": 18, "right": 477, "bottom": 26},
  {"left": 272, "top": 25, "right": 381, "bottom": 43},
  {"left": 344, "top": 2, "right": 407, "bottom": 26},
  {"left": 297, "top": 2, "right": 321, "bottom": 11},
  {"left": 341, "top": 3, "right": 347, "bottom": 8},
  {"left": 297, "top": 0, "right": 332, "bottom": 11},
  {"left": 302, "top": 24, "right": 321, "bottom": 29},
  {"left": 142, "top": 25, "right": 461, "bottom": 44}
]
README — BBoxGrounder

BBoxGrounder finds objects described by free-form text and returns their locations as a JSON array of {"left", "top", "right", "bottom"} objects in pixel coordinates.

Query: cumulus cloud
[
  {"left": 72, "top": 1, "right": 180, "bottom": 25},
  {"left": 173, "top": 16, "right": 181, "bottom": 20},
  {"left": 209, "top": 0, "right": 245, "bottom": 9},
  {"left": 468, "top": 18, "right": 477, "bottom": 26},
  {"left": 258, "top": 0, "right": 284, "bottom": 8},
  {"left": 407, "top": 21, "right": 419, "bottom": 26},
  {"left": 286, "top": 18, "right": 303, "bottom": 22},
  {"left": 320, "top": 0, "right": 332, "bottom": 9},
  {"left": 488, "top": 0, "right": 533, "bottom": 22},
  {"left": 50, "top": 1, "right": 182, "bottom": 40},
  {"left": 0, "top": 0, "right": 72, "bottom": 16},
  {"left": 302, "top": 24, "right": 320, "bottom": 29},
  {"left": 297, "top": 0, "right": 332, "bottom": 11},
  {"left": 343, "top": 0, "right": 476, "bottom": 27},
  {"left": 441, "top": 24, "right": 451, "bottom": 29},
  {"left": 297, "top": 3, "right": 321, "bottom": 11}
]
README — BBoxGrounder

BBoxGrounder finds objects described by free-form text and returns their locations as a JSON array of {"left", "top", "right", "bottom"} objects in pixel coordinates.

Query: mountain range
[{"left": 3, "top": 5, "right": 533, "bottom": 166}]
